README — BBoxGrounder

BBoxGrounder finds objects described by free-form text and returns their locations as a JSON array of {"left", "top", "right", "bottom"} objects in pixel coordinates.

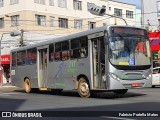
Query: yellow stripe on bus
[
  {"left": 39, "top": 88, "right": 47, "bottom": 91},
  {"left": 119, "top": 62, "right": 129, "bottom": 65}
]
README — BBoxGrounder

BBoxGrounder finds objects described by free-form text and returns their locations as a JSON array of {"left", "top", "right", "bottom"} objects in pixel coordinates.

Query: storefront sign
[
  {"left": 1, "top": 55, "right": 10, "bottom": 64},
  {"left": 149, "top": 32, "right": 160, "bottom": 51}
]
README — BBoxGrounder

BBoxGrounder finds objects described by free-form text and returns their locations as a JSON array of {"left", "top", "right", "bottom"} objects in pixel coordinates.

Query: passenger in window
[{"left": 79, "top": 48, "right": 86, "bottom": 57}]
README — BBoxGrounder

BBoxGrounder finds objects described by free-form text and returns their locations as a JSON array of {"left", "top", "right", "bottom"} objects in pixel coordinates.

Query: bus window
[
  {"left": 55, "top": 42, "right": 62, "bottom": 61},
  {"left": 17, "top": 50, "right": 26, "bottom": 66},
  {"left": 12, "top": 52, "right": 17, "bottom": 67},
  {"left": 26, "top": 48, "right": 37, "bottom": 65},
  {"left": 49, "top": 44, "right": 54, "bottom": 62},
  {"left": 70, "top": 37, "right": 88, "bottom": 59},
  {"left": 62, "top": 41, "right": 69, "bottom": 61}
]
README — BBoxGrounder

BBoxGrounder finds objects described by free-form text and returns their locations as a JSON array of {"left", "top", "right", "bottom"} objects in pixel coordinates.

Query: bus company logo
[
  {"left": 1, "top": 112, "right": 42, "bottom": 118},
  {"left": 2, "top": 112, "right": 11, "bottom": 117},
  {"left": 68, "top": 61, "right": 77, "bottom": 73}
]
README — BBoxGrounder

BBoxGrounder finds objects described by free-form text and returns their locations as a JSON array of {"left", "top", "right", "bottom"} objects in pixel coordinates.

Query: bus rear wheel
[
  {"left": 78, "top": 77, "right": 91, "bottom": 98},
  {"left": 113, "top": 89, "right": 128, "bottom": 94},
  {"left": 24, "top": 78, "right": 31, "bottom": 93}
]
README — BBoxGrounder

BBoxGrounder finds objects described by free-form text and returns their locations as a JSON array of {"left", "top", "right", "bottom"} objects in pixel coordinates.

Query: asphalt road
[{"left": 0, "top": 87, "right": 160, "bottom": 120}]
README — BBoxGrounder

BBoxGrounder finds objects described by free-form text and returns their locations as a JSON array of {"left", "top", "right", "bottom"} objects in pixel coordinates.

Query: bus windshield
[{"left": 109, "top": 36, "right": 151, "bottom": 66}]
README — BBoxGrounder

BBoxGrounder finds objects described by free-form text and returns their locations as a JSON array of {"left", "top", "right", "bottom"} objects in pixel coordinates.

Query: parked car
[{"left": 152, "top": 67, "right": 160, "bottom": 87}]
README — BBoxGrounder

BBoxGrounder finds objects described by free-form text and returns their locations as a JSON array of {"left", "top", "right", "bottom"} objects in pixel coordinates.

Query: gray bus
[{"left": 10, "top": 26, "right": 152, "bottom": 97}]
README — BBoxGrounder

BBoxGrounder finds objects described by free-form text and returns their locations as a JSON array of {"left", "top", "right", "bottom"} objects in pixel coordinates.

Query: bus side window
[
  {"left": 49, "top": 44, "right": 54, "bottom": 62},
  {"left": 12, "top": 52, "right": 17, "bottom": 66},
  {"left": 62, "top": 41, "right": 69, "bottom": 61},
  {"left": 26, "top": 48, "right": 37, "bottom": 65},
  {"left": 70, "top": 36, "right": 88, "bottom": 59},
  {"left": 55, "top": 42, "right": 62, "bottom": 61},
  {"left": 17, "top": 50, "right": 26, "bottom": 66}
]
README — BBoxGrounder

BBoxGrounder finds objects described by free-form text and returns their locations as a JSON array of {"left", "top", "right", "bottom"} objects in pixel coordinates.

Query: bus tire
[
  {"left": 113, "top": 89, "right": 128, "bottom": 94},
  {"left": 152, "top": 85, "right": 155, "bottom": 88},
  {"left": 78, "top": 77, "right": 91, "bottom": 98},
  {"left": 24, "top": 78, "right": 31, "bottom": 93}
]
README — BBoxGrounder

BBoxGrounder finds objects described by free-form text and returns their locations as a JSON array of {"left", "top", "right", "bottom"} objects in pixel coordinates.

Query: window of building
[
  {"left": 50, "top": 16, "right": 54, "bottom": 27},
  {"left": 49, "top": 44, "right": 54, "bottom": 61},
  {"left": 12, "top": 52, "right": 17, "bottom": 66},
  {"left": 35, "top": 15, "right": 46, "bottom": 26},
  {"left": 109, "top": 7, "right": 111, "bottom": 11},
  {"left": 0, "top": 18, "right": 4, "bottom": 28},
  {"left": 88, "top": 21, "right": 96, "bottom": 29},
  {"left": 59, "top": 18, "right": 68, "bottom": 28},
  {"left": 126, "top": 10, "right": 133, "bottom": 19},
  {"left": 17, "top": 51, "right": 26, "bottom": 66},
  {"left": 0, "top": 0, "right": 3, "bottom": 7},
  {"left": 74, "top": 19, "right": 82, "bottom": 29},
  {"left": 49, "top": 0, "right": 54, "bottom": 6},
  {"left": 26, "top": 48, "right": 37, "bottom": 65},
  {"left": 58, "top": 0, "right": 67, "bottom": 8},
  {"left": 70, "top": 37, "right": 88, "bottom": 59},
  {"left": 114, "top": 8, "right": 122, "bottom": 17},
  {"left": 34, "top": 0, "right": 45, "bottom": 4},
  {"left": 73, "top": 0, "right": 82, "bottom": 10},
  {"left": 11, "top": 15, "right": 19, "bottom": 26},
  {"left": 10, "top": 0, "right": 19, "bottom": 4}
]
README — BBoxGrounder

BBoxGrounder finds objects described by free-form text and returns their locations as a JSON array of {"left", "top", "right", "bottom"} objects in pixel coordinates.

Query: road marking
[
  {"left": 0, "top": 93, "right": 10, "bottom": 96},
  {"left": 101, "top": 116, "right": 136, "bottom": 120}
]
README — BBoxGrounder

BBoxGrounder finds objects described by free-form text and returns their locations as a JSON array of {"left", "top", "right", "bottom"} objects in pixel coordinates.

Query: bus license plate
[{"left": 132, "top": 83, "right": 140, "bottom": 87}]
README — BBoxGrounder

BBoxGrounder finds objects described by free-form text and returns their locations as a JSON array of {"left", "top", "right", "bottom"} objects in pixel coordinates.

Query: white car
[{"left": 152, "top": 67, "right": 160, "bottom": 87}]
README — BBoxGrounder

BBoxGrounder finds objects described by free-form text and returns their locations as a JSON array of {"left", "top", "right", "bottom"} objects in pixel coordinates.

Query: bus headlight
[
  {"left": 109, "top": 73, "right": 121, "bottom": 81},
  {"left": 146, "top": 74, "right": 152, "bottom": 80}
]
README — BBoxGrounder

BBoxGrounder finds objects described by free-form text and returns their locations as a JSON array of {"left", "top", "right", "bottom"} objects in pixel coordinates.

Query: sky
[{"left": 114, "top": 0, "right": 141, "bottom": 9}]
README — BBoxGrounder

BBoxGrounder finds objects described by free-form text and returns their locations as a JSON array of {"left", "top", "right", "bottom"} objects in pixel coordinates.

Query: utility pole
[{"left": 141, "top": 0, "right": 144, "bottom": 28}]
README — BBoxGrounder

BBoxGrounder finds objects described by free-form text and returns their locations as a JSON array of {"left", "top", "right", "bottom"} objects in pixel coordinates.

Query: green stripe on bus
[{"left": 55, "top": 83, "right": 65, "bottom": 87}]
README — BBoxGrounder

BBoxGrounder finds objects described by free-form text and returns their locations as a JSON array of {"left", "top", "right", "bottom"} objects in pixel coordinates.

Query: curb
[{"left": 0, "top": 86, "right": 16, "bottom": 88}]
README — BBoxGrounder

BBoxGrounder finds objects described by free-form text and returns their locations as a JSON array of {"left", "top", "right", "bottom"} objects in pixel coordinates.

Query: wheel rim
[
  {"left": 25, "top": 80, "right": 30, "bottom": 93},
  {"left": 78, "top": 79, "right": 90, "bottom": 97}
]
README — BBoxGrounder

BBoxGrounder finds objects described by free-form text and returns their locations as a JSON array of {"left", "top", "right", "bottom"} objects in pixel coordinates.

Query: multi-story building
[
  {"left": 0, "top": 0, "right": 136, "bottom": 48},
  {"left": 143, "top": 0, "right": 160, "bottom": 31},
  {"left": 108, "top": 1, "right": 136, "bottom": 26}
]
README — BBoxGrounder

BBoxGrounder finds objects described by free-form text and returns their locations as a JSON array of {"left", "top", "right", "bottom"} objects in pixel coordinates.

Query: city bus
[{"left": 10, "top": 26, "right": 152, "bottom": 98}]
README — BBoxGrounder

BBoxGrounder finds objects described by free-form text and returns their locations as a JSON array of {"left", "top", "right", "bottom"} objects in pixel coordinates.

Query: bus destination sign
[{"left": 111, "top": 27, "right": 145, "bottom": 35}]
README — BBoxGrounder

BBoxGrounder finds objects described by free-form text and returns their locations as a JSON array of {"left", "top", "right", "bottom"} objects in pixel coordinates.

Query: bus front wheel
[
  {"left": 24, "top": 78, "right": 31, "bottom": 93},
  {"left": 78, "top": 77, "right": 91, "bottom": 98}
]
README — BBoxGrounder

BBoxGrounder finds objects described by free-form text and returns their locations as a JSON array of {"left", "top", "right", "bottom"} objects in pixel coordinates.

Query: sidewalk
[{"left": 0, "top": 83, "right": 23, "bottom": 92}]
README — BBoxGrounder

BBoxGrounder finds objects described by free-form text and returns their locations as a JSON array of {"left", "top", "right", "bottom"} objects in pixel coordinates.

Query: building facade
[
  {"left": 0, "top": 0, "right": 136, "bottom": 49},
  {"left": 108, "top": 1, "right": 136, "bottom": 26},
  {"left": 143, "top": 0, "right": 160, "bottom": 31}
]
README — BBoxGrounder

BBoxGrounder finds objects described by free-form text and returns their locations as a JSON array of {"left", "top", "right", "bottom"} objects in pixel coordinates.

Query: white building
[
  {"left": 143, "top": 0, "right": 160, "bottom": 31},
  {"left": 108, "top": 1, "right": 136, "bottom": 26},
  {"left": 0, "top": 0, "right": 136, "bottom": 51}
]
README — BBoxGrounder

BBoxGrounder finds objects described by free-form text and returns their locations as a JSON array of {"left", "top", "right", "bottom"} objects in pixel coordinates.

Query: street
[{"left": 0, "top": 87, "right": 160, "bottom": 119}]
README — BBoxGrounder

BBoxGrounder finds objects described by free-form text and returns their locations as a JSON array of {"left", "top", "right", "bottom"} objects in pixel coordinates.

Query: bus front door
[
  {"left": 38, "top": 47, "right": 48, "bottom": 90},
  {"left": 92, "top": 37, "right": 106, "bottom": 89}
]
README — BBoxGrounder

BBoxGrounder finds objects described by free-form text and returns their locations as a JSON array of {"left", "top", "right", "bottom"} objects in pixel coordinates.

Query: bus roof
[{"left": 10, "top": 25, "right": 145, "bottom": 53}]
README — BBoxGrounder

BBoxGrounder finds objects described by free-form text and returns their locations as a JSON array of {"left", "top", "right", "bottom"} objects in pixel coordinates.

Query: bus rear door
[{"left": 37, "top": 46, "right": 49, "bottom": 90}]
